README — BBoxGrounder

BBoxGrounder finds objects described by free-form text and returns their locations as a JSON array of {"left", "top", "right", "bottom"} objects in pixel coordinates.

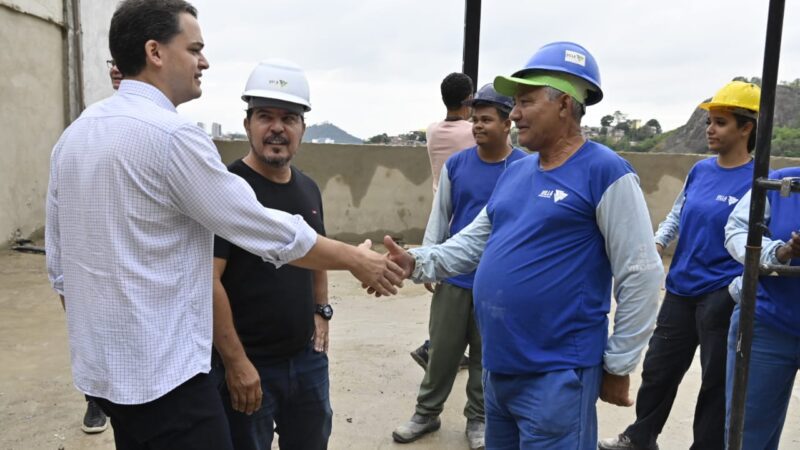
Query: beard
[
  {"left": 253, "top": 134, "right": 293, "bottom": 168},
  {"left": 260, "top": 153, "right": 292, "bottom": 168}
]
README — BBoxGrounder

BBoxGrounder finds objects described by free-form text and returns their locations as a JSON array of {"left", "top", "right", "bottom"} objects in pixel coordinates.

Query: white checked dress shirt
[{"left": 46, "top": 80, "right": 317, "bottom": 404}]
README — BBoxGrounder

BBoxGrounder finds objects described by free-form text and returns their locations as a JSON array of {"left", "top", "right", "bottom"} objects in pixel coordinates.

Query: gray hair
[{"left": 544, "top": 87, "right": 585, "bottom": 123}]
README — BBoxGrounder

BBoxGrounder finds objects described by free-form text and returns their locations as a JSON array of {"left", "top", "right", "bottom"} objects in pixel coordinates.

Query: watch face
[{"left": 317, "top": 304, "right": 333, "bottom": 320}]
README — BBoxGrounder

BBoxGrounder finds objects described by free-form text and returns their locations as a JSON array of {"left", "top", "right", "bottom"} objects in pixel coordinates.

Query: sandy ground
[{"left": 1, "top": 248, "right": 799, "bottom": 450}]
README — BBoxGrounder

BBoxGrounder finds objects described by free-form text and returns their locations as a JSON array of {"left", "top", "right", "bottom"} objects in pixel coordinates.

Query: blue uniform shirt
[
  {"left": 443, "top": 146, "right": 527, "bottom": 288},
  {"left": 747, "top": 168, "right": 800, "bottom": 336},
  {"left": 663, "top": 158, "right": 753, "bottom": 296},
  {"left": 473, "top": 141, "right": 658, "bottom": 374}
]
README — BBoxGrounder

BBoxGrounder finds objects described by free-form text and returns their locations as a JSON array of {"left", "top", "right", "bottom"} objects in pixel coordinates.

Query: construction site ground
[{"left": 1, "top": 248, "right": 799, "bottom": 449}]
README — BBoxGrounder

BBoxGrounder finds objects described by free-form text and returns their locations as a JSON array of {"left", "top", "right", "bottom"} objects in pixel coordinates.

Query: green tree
[
  {"left": 771, "top": 127, "right": 800, "bottom": 157},
  {"left": 366, "top": 133, "right": 390, "bottom": 144},
  {"left": 400, "top": 130, "right": 426, "bottom": 143},
  {"left": 645, "top": 118, "right": 662, "bottom": 134},
  {"left": 600, "top": 115, "right": 614, "bottom": 127}
]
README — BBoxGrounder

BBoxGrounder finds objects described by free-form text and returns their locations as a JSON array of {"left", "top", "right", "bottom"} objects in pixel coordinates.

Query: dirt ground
[{"left": 1, "top": 248, "right": 799, "bottom": 450}]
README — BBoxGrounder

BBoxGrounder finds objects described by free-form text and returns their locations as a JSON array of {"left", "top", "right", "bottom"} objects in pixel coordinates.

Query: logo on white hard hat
[
  {"left": 269, "top": 79, "right": 289, "bottom": 88},
  {"left": 564, "top": 50, "right": 586, "bottom": 67}
]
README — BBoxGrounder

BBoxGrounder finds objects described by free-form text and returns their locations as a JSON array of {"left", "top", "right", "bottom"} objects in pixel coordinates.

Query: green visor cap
[{"left": 494, "top": 73, "right": 586, "bottom": 104}]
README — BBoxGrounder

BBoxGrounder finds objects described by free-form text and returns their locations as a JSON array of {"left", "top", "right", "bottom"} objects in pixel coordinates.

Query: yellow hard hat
[{"left": 698, "top": 81, "right": 760, "bottom": 118}]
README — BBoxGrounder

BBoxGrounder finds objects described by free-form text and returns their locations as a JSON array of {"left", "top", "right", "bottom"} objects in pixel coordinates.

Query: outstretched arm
[
  {"left": 365, "top": 209, "right": 493, "bottom": 296},
  {"left": 292, "top": 237, "right": 404, "bottom": 296}
]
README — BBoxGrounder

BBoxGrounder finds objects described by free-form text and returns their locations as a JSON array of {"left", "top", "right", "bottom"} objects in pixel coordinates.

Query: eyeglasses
[{"left": 106, "top": 59, "right": 115, "bottom": 69}]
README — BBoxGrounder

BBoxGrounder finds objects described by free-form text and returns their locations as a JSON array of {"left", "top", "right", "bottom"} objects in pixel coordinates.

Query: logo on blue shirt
[
  {"left": 538, "top": 189, "right": 569, "bottom": 203},
  {"left": 715, "top": 194, "right": 739, "bottom": 206}
]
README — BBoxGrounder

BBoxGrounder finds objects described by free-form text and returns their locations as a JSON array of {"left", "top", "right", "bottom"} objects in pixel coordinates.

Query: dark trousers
[
  {"left": 210, "top": 345, "right": 332, "bottom": 450},
  {"left": 89, "top": 373, "right": 234, "bottom": 450},
  {"left": 624, "top": 287, "right": 734, "bottom": 450}
]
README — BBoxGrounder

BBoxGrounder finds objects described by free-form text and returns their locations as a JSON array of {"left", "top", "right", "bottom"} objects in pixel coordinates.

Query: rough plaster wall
[
  {"left": 3, "top": 0, "right": 63, "bottom": 23},
  {"left": 214, "top": 140, "right": 800, "bottom": 246},
  {"left": 215, "top": 141, "right": 432, "bottom": 243},
  {"left": 80, "top": 0, "right": 117, "bottom": 106},
  {"left": 0, "top": 6, "right": 65, "bottom": 244}
]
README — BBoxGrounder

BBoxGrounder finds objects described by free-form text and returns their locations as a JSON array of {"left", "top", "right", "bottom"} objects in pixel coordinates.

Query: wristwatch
[{"left": 315, "top": 303, "right": 333, "bottom": 320}]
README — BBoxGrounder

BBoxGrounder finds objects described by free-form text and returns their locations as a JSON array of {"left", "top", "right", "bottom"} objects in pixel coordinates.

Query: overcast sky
[{"left": 176, "top": 0, "right": 800, "bottom": 140}]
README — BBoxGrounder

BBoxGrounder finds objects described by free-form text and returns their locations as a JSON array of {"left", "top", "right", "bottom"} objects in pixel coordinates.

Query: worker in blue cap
[{"left": 377, "top": 42, "right": 663, "bottom": 449}]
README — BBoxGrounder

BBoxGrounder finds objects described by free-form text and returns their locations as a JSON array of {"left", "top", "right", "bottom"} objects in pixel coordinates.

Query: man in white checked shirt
[{"left": 44, "top": 1, "right": 403, "bottom": 449}]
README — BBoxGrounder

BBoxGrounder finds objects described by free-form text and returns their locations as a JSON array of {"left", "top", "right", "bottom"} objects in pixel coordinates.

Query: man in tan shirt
[
  {"left": 425, "top": 73, "right": 476, "bottom": 195},
  {"left": 411, "top": 73, "right": 476, "bottom": 371}
]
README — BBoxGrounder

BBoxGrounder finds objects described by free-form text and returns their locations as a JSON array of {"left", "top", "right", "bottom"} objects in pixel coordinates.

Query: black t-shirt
[{"left": 214, "top": 159, "right": 325, "bottom": 361}]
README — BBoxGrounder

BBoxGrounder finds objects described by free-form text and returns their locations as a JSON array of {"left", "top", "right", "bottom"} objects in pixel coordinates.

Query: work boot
[
  {"left": 598, "top": 434, "right": 659, "bottom": 450},
  {"left": 410, "top": 342, "right": 429, "bottom": 370},
  {"left": 392, "top": 413, "right": 441, "bottom": 443},
  {"left": 81, "top": 399, "right": 108, "bottom": 434},
  {"left": 466, "top": 418, "right": 485, "bottom": 450}
]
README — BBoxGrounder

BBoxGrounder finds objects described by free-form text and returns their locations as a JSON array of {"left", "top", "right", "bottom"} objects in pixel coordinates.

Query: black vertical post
[
  {"left": 462, "top": 0, "right": 481, "bottom": 88},
  {"left": 727, "top": 0, "right": 785, "bottom": 448}
]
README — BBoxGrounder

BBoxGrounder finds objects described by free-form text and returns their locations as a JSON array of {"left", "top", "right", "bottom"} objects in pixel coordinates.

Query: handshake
[{"left": 350, "top": 236, "right": 417, "bottom": 297}]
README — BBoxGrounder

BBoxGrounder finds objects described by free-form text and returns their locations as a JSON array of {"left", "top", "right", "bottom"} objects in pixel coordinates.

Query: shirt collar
[{"left": 117, "top": 80, "right": 178, "bottom": 113}]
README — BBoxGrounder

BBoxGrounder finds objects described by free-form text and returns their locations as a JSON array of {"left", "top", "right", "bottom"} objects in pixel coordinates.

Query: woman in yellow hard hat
[{"left": 600, "top": 80, "right": 759, "bottom": 450}]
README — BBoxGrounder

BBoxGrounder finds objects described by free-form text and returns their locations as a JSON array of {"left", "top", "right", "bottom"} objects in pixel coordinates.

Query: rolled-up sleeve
[
  {"left": 597, "top": 173, "right": 664, "bottom": 375},
  {"left": 165, "top": 125, "right": 317, "bottom": 267}
]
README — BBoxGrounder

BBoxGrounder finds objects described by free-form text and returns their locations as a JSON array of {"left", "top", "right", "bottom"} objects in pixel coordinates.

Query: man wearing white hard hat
[
  {"left": 210, "top": 59, "right": 332, "bottom": 450},
  {"left": 376, "top": 42, "right": 662, "bottom": 448}
]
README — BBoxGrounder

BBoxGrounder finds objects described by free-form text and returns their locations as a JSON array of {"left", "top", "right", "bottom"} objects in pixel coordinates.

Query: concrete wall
[
  {"left": 0, "top": 3, "right": 66, "bottom": 244},
  {"left": 80, "top": 0, "right": 117, "bottom": 105},
  {"left": 215, "top": 140, "right": 800, "bottom": 246},
  {"left": 0, "top": 0, "right": 117, "bottom": 246},
  {"left": 215, "top": 141, "right": 433, "bottom": 244}
]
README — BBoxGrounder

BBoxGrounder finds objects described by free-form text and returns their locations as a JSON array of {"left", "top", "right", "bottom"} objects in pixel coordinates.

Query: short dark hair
[
  {"left": 441, "top": 73, "right": 474, "bottom": 110},
  {"left": 109, "top": 0, "right": 198, "bottom": 77},
  {"left": 245, "top": 108, "right": 305, "bottom": 123},
  {"left": 734, "top": 113, "right": 758, "bottom": 152}
]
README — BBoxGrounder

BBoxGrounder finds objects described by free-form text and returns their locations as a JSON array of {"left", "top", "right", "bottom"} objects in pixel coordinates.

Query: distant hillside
[
  {"left": 303, "top": 122, "right": 363, "bottom": 145},
  {"left": 655, "top": 80, "right": 800, "bottom": 154}
]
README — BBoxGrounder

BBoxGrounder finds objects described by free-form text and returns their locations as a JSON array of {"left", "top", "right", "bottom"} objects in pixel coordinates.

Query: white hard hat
[{"left": 242, "top": 58, "right": 311, "bottom": 112}]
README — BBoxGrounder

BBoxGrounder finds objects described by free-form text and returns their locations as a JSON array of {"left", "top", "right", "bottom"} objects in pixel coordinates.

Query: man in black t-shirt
[{"left": 210, "top": 59, "right": 333, "bottom": 450}]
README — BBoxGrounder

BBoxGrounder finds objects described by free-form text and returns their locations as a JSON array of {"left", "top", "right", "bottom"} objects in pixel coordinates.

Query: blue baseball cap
[{"left": 463, "top": 83, "right": 514, "bottom": 113}]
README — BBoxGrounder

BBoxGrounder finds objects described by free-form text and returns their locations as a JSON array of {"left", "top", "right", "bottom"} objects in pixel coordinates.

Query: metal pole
[
  {"left": 462, "top": 0, "right": 481, "bottom": 88},
  {"left": 727, "top": 0, "right": 785, "bottom": 448}
]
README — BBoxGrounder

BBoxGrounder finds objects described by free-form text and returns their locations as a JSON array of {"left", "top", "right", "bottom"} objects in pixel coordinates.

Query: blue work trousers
[
  {"left": 483, "top": 364, "right": 602, "bottom": 449},
  {"left": 726, "top": 306, "right": 800, "bottom": 450}
]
